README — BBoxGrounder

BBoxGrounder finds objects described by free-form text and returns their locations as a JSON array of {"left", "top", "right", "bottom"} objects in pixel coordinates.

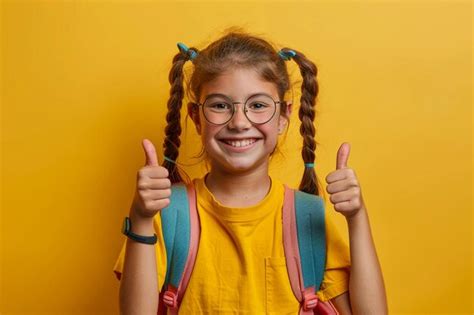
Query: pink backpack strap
[
  {"left": 282, "top": 185, "right": 340, "bottom": 315},
  {"left": 177, "top": 184, "right": 200, "bottom": 301},
  {"left": 158, "top": 183, "right": 201, "bottom": 315},
  {"left": 282, "top": 185, "right": 305, "bottom": 301}
]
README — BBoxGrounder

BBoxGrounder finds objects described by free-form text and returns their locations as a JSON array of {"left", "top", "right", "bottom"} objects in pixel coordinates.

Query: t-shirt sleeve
[
  {"left": 316, "top": 211, "right": 351, "bottom": 302},
  {"left": 112, "top": 213, "right": 168, "bottom": 292}
]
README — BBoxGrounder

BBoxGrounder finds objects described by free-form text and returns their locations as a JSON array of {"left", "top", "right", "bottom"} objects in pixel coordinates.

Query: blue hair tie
[
  {"left": 278, "top": 49, "right": 297, "bottom": 61},
  {"left": 177, "top": 42, "right": 198, "bottom": 60},
  {"left": 163, "top": 156, "right": 176, "bottom": 164},
  {"left": 304, "top": 163, "right": 315, "bottom": 168}
]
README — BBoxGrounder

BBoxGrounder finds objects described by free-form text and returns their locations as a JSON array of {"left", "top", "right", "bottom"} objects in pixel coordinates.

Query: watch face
[{"left": 122, "top": 217, "right": 130, "bottom": 234}]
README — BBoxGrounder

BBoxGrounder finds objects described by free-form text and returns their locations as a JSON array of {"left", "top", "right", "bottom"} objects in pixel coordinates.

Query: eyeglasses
[{"left": 196, "top": 93, "right": 284, "bottom": 125}]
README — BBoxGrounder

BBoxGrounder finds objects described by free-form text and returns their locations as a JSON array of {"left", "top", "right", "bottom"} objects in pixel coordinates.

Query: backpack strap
[
  {"left": 158, "top": 182, "right": 200, "bottom": 315},
  {"left": 282, "top": 185, "right": 339, "bottom": 315}
]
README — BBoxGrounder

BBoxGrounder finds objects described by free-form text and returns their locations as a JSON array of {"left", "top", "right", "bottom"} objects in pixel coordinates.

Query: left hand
[{"left": 325, "top": 142, "right": 366, "bottom": 220}]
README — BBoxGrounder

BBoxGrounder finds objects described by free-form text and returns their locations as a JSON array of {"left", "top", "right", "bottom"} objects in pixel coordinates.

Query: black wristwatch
[{"left": 122, "top": 216, "right": 157, "bottom": 245}]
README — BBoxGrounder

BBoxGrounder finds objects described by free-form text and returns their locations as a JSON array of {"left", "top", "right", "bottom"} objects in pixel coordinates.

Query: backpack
[{"left": 157, "top": 182, "right": 340, "bottom": 315}]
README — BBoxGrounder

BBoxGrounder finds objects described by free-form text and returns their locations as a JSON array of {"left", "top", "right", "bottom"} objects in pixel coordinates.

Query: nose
[{"left": 227, "top": 103, "right": 251, "bottom": 130}]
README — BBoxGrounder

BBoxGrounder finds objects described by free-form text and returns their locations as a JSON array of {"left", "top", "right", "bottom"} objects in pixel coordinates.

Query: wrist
[
  {"left": 345, "top": 206, "right": 367, "bottom": 225},
  {"left": 128, "top": 211, "right": 155, "bottom": 235}
]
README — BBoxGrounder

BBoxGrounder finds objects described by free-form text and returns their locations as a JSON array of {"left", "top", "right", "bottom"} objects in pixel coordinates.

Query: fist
[
  {"left": 325, "top": 142, "right": 366, "bottom": 220},
  {"left": 131, "top": 139, "right": 171, "bottom": 219}
]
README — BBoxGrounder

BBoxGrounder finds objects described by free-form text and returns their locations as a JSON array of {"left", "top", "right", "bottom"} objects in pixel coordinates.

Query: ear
[
  {"left": 187, "top": 102, "right": 202, "bottom": 135},
  {"left": 278, "top": 101, "right": 292, "bottom": 134}
]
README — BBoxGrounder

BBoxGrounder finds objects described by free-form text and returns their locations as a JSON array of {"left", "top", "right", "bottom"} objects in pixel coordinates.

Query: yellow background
[{"left": 1, "top": 0, "right": 472, "bottom": 314}]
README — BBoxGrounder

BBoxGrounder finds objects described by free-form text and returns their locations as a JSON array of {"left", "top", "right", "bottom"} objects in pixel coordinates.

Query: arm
[
  {"left": 345, "top": 206, "right": 388, "bottom": 314},
  {"left": 119, "top": 210, "right": 159, "bottom": 315},
  {"left": 325, "top": 142, "right": 388, "bottom": 314},
  {"left": 329, "top": 207, "right": 388, "bottom": 315},
  {"left": 119, "top": 138, "right": 171, "bottom": 314}
]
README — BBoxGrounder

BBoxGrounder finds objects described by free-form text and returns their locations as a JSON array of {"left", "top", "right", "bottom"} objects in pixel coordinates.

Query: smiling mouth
[{"left": 220, "top": 138, "right": 258, "bottom": 148}]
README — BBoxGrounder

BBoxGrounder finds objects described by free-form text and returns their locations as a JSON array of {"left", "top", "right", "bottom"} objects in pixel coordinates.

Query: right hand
[{"left": 130, "top": 139, "right": 171, "bottom": 219}]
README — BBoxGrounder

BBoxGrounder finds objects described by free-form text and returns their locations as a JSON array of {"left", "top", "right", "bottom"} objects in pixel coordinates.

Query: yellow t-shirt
[{"left": 113, "top": 174, "right": 351, "bottom": 314}]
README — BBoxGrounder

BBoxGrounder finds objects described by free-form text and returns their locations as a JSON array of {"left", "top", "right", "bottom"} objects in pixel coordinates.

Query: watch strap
[{"left": 123, "top": 216, "right": 157, "bottom": 245}]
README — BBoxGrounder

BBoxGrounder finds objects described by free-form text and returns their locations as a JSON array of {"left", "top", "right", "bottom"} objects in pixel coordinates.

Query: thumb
[
  {"left": 142, "top": 139, "right": 159, "bottom": 166},
  {"left": 336, "top": 142, "right": 351, "bottom": 170}
]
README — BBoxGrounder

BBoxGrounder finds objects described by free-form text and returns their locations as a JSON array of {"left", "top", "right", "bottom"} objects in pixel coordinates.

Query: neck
[{"left": 205, "top": 163, "right": 271, "bottom": 207}]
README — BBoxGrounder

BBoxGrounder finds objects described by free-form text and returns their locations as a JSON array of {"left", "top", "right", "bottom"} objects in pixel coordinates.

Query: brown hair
[{"left": 163, "top": 28, "right": 322, "bottom": 196}]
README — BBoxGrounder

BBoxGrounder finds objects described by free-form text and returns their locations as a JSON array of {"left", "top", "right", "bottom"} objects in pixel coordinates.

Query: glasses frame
[{"left": 195, "top": 93, "right": 285, "bottom": 126}]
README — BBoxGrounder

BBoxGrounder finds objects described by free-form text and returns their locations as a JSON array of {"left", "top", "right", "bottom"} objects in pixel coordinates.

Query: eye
[
  {"left": 248, "top": 102, "right": 270, "bottom": 110},
  {"left": 207, "top": 102, "right": 232, "bottom": 112}
]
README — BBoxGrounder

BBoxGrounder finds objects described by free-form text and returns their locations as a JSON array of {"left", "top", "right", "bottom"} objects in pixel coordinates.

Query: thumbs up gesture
[
  {"left": 325, "top": 142, "right": 366, "bottom": 220},
  {"left": 131, "top": 139, "right": 172, "bottom": 219}
]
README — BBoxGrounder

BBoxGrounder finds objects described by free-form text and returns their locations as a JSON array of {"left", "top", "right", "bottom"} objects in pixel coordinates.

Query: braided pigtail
[
  {"left": 280, "top": 48, "right": 321, "bottom": 195},
  {"left": 163, "top": 43, "right": 199, "bottom": 183}
]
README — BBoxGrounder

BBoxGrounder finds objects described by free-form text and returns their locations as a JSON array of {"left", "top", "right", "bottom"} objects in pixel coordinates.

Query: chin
[
  {"left": 228, "top": 164, "right": 255, "bottom": 172},
  {"left": 223, "top": 157, "right": 268, "bottom": 174}
]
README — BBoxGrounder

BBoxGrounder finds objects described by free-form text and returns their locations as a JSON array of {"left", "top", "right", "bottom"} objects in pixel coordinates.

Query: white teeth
[{"left": 224, "top": 139, "right": 257, "bottom": 147}]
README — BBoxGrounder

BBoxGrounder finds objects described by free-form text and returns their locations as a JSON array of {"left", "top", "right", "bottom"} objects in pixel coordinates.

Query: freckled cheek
[
  {"left": 264, "top": 127, "right": 280, "bottom": 148},
  {"left": 261, "top": 123, "right": 279, "bottom": 137},
  {"left": 200, "top": 128, "right": 222, "bottom": 148}
]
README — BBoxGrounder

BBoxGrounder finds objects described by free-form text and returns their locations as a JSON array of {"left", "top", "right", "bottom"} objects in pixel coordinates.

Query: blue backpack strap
[
  {"left": 283, "top": 185, "right": 335, "bottom": 314},
  {"left": 158, "top": 182, "right": 197, "bottom": 314},
  {"left": 294, "top": 189, "right": 326, "bottom": 291}
]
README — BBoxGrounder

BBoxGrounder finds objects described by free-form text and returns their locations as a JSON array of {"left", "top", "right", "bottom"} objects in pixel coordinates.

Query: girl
[{"left": 114, "top": 29, "right": 388, "bottom": 314}]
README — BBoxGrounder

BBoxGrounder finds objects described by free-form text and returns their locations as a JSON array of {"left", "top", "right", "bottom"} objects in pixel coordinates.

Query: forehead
[{"left": 200, "top": 67, "right": 279, "bottom": 101}]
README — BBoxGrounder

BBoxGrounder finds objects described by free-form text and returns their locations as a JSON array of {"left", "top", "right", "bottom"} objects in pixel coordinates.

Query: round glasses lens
[
  {"left": 202, "top": 96, "right": 233, "bottom": 125},
  {"left": 244, "top": 95, "right": 276, "bottom": 124}
]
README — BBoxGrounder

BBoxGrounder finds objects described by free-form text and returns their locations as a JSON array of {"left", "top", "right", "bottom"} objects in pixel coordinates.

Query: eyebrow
[{"left": 203, "top": 92, "right": 274, "bottom": 101}]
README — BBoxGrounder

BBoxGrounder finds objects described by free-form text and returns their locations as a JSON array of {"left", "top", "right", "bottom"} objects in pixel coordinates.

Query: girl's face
[{"left": 188, "top": 67, "right": 292, "bottom": 174}]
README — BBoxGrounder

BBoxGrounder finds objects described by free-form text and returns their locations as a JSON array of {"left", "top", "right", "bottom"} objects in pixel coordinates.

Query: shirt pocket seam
[{"left": 264, "top": 256, "right": 297, "bottom": 315}]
